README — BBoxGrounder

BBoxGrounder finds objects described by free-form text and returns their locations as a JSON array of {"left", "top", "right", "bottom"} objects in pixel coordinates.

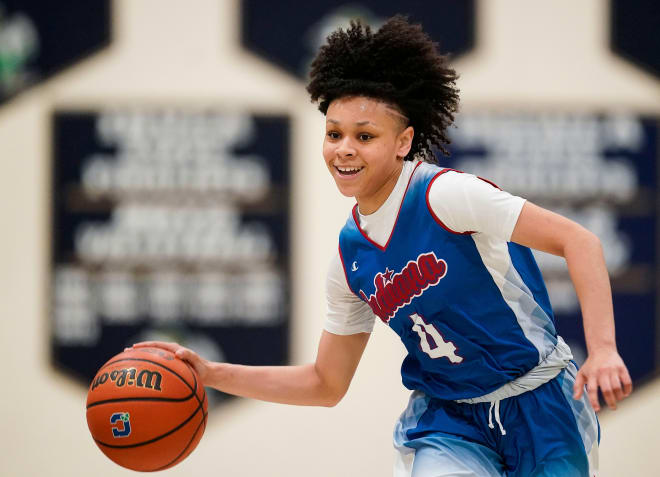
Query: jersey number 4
[{"left": 409, "top": 313, "right": 463, "bottom": 363}]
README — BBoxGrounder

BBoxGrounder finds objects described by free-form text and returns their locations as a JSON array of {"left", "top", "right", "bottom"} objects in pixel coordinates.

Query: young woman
[{"left": 134, "top": 16, "right": 632, "bottom": 476}]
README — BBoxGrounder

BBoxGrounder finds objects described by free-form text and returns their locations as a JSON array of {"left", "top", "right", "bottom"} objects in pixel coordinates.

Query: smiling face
[{"left": 323, "top": 96, "right": 414, "bottom": 214}]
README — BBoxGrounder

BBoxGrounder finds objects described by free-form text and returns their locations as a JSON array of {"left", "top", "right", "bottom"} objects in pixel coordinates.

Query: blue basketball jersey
[{"left": 338, "top": 162, "right": 560, "bottom": 400}]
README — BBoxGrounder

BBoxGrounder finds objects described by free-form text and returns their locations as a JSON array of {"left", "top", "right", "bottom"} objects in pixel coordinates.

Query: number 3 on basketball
[{"left": 409, "top": 313, "right": 463, "bottom": 363}]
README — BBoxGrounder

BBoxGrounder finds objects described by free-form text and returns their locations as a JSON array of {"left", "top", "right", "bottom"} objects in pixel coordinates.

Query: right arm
[
  {"left": 134, "top": 331, "right": 369, "bottom": 407},
  {"left": 134, "top": 252, "right": 375, "bottom": 407}
]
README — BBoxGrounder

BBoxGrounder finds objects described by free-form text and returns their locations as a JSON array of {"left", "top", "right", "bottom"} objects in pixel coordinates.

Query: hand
[
  {"left": 130, "top": 341, "right": 212, "bottom": 385},
  {"left": 573, "top": 348, "right": 632, "bottom": 412}
]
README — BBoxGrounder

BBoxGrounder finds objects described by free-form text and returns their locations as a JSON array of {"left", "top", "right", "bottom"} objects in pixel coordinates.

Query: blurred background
[{"left": 1, "top": 0, "right": 658, "bottom": 475}]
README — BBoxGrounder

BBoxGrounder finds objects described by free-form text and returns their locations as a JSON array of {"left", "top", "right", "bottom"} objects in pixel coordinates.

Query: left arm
[{"left": 510, "top": 201, "right": 632, "bottom": 411}]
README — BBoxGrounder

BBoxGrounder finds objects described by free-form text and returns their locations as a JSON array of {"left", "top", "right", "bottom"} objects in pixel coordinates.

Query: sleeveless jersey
[{"left": 338, "top": 162, "right": 559, "bottom": 400}]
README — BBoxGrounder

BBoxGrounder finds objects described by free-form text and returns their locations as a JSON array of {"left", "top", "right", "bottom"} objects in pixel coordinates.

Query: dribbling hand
[{"left": 130, "top": 341, "right": 212, "bottom": 386}]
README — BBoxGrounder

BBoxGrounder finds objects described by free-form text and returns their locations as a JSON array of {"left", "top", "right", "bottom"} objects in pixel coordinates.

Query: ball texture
[{"left": 86, "top": 347, "right": 208, "bottom": 471}]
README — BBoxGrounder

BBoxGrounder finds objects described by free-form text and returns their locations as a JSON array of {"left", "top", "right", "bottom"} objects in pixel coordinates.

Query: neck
[{"left": 357, "top": 161, "right": 404, "bottom": 215}]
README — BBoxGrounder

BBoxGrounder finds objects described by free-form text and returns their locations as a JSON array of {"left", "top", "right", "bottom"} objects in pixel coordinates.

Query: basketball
[{"left": 86, "top": 347, "right": 208, "bottom": 471}]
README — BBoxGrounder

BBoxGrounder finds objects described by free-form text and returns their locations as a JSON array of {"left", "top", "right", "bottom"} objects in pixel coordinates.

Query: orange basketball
[{"left": 86, "top": 347, "right": 208, "bottom": 471}]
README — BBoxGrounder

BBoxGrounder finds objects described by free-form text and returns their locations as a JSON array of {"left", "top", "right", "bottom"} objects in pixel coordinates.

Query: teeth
[{"left": 337, "top": 166, "right": 363, "bottom": 172}]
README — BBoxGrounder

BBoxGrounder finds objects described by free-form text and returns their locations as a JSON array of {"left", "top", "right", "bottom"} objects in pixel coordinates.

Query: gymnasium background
[{"left": 1, "top": 0, "right": 658, "bottom": 475}]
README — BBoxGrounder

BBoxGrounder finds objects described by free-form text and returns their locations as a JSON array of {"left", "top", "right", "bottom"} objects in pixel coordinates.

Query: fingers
[
  {"left": 573, "top": 368, "right": 603, "bottom": 412},
  {"left": 574, "top": 361, "right": 634, "bottom": 413},
  {"left": 610, "top": 374, "right": 625, "bottom": 403},
  {"left": 573, "top": 372, "right": 585, "bottom": 400},
  {"left": 128, "top": 341, "right": 199, "bottom": 362},
  {"left": 133, "top": 341, "right": 197, "bottom": 361},
  {"left": 130, "top": 341, "right": 180, "bottom": 353},
  {"left": 586, "top": 375, "right": 600, "bottom": 412},
  {"left": 174, "top": 348, "right": 196, "bottom": 360},
  {"left": 127, "top": 341, "right": 194, "bottom": 361},
  {"left": 573, "top": 369, "right": 599, "bottom": 411},
  {"left": 598, "top": 374, "right": 616, "bottom": 410},
  {"left": 124, "top": 341, "right": 208, "bottom": 383},
  {"left": 621, "top": 368, "right": 633, "bottom": 397},
  {"left": 606, "top": 366, "right": 633, "bottom": 406}
]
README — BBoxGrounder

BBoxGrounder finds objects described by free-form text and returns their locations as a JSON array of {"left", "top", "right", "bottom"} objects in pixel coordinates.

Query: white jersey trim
[{"left": 470, "top": 232, "right": 556, "bottom": 360}]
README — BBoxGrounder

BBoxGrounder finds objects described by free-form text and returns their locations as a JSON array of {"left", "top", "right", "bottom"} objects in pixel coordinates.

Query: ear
[{"left": 396, "top": 126, "right": 414, "bottom": 159}]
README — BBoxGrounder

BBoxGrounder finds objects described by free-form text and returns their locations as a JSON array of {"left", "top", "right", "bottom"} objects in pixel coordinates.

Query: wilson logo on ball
[
  {"left": 91, "top": 367, "right": 164, "bottom": 392},
  {"left": 110, "top": 412, "right": 132, "bottom": 438}
]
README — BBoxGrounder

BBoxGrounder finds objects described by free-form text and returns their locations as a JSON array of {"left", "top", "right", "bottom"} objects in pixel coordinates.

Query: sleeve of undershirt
[
  {"left": 428, "top": 171, "right": 526, "bottom": 241},
  {"left": 324, "top": 251, "right": 376, "bottom": 335}
]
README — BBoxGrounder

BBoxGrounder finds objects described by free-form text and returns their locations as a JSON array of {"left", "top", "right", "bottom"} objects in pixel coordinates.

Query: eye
[
  {"left": 358, "top": 133, "right": 373, "bottom": 141},
  {"left": 327, "top": 131, "right": 341, "bottom": 140}
]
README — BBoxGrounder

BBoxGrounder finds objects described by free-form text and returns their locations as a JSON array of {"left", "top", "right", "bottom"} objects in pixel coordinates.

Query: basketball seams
[
  {"left": 182, "top": 360, "right": 205, "bottom": 407},
  {"left": 86, "top": 395, "right": 193, "bottom": 408},
  {"left": 161, "top": 361, "right": 207, "bottom": 472},
  {"left": 153, "top": 411, "right": 208, "bottom": 471}
]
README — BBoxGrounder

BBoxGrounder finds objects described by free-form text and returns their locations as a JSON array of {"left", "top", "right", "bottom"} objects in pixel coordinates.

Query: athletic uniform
[{"left": 325, "top": 159, "right": 599, "bottom": 477}]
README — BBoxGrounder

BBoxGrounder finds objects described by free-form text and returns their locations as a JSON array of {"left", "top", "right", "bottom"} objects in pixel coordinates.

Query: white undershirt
[
  {"left": 355, "top": 160, "right": 416, "bottom": 246},
  {"left": 324, "top": 159, "right": 526, "bottom": 335}
]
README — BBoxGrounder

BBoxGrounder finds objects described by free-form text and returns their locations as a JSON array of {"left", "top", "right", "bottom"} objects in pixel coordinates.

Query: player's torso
[{"left": 339, "top": 162, "right": 558, "bottom": 400}]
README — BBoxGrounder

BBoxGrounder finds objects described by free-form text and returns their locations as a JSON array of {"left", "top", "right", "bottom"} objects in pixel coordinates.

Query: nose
[{"left": 336, "top": 137, "right": 356, "bottom": 158}]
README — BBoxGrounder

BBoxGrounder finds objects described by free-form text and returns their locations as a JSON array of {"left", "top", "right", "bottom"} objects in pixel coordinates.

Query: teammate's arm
[
  {"left": 133, "top": 330, "right": 369, "bottom": 407},
  {"left": 510, "top": 201, "right": 632, "bottom": 411}
]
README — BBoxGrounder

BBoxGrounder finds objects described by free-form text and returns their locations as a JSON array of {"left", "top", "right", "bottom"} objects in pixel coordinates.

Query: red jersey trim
[
  {"left": 476, "top": 175, "right": 501, "bottom": 190},
  {"left": 351, "top": 161, "right": 423, "bottom": 252}
]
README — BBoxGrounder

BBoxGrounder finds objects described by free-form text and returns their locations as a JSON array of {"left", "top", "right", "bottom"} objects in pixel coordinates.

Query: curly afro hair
[{"left": 306, "top": 15, "right": 460, "bottom": 161}]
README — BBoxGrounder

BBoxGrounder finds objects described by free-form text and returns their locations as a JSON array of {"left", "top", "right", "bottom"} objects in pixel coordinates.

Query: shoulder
[
  {"left": 409, "top": 163, "right": 486, "bottom": 199},
  {"left": 427, "top": 167, "right": 510, "bottom": 208},
  {"left": 428, "top": 167, "right": 493, "bottom": 192},
  {"left": 427, "top": 169, "right": 525, "bottom": 238}
]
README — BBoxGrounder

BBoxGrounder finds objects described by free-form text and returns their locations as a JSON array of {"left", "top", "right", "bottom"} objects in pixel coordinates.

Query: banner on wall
[
  {"left": 0, "top": 0, "right": 110, "bottom": 104},
  {"left": 241, "top": 0, "right": 474, "bottom": 79},
  {"left": 51, "top": 109, "right": 291, "bottom": 404},
  {"left": 610, "top": 0, "right": 659, "bottom": 79},
  {"left": 446, "top": 112, "right": 659, "bottom": 383}
]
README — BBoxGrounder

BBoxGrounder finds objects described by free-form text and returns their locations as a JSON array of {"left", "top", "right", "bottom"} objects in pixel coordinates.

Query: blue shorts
[{"left": 394, "top": 363, "right": 599, "bottom": 477}]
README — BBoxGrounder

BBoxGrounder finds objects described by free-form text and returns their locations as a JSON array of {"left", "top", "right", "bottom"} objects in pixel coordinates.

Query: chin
[{"left": 334, "top": 182, "right": 358, "bottom": 199}]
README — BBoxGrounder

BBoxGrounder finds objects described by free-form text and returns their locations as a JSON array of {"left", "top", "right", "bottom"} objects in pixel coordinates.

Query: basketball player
[{"left": 134, "top": 16, "right": 632, "bottom": 476}]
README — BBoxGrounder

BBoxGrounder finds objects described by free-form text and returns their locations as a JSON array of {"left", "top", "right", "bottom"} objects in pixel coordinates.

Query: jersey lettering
[
  {"left": 409, "top": 313, "right": 463, "bottom": 363},
  {"left": 359, "top": 252, "right": 447, "bottom": 323}
]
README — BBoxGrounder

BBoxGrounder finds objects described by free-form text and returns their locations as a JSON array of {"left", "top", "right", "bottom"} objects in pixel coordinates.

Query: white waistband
[{"left": 455, "top": 336, "right": 573, "bottom": 404}]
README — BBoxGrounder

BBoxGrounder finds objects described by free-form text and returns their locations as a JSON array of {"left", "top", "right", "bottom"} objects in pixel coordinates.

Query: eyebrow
[{"left": 326, "top": 119, "right": 377, "bottom": 126}]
